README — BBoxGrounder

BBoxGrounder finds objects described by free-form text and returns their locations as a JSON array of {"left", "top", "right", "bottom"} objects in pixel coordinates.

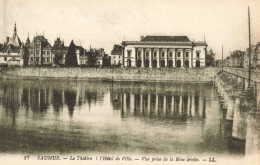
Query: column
[
  {"left": 191, "top": 47, "right": 193, "bottom": 68},
  {"left": 142, "top": 48, "right": 145, "bottom": 68},
  {"left": 135, "top": 48, "right": 137, "bottom": 67},
  {"left": 166, "top": 49, "right": 169, "bottom": 67},
  {"left": 189, "top": 49, "right": 192, "bottom": 68},
  {"left": 158, "top": 48, "right": 161, "bottom": 68},
  {"left": 150, "top": 48, "right": 153, "bottom": 68},
  {"left": 175, "top": 48, "right": 177, "bottom": 67},
  {"left": 183, "top": 48, "right": 185, "bottom": 67},
  {"left": 122, "top": 45, "right": 125, "bottom": 67},
  {"left": 173, "top": 49, "right": 176, "bottom": 67}
]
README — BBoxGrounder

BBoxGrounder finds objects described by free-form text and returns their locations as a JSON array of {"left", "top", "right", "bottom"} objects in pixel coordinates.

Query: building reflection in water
[
  {"left": 0, "top": 79, "right": 259, "bottom": 155},
  {"left": 116, "top": 83, "right": 207, "bottom": 122}
]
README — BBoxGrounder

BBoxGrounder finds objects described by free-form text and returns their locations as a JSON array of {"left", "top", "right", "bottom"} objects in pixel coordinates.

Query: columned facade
[{"left": 122, "top": 36, "right": 207, "bottom": 68}]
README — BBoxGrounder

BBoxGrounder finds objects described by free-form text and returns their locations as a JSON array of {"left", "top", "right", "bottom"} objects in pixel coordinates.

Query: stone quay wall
[{"left": 1, "top": 67, "right": 219, "bottom": 82}]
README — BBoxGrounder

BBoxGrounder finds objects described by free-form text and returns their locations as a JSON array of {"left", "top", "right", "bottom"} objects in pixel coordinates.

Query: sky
[{"left": 0, "top": 0, "right": 260, "bottom": 59}]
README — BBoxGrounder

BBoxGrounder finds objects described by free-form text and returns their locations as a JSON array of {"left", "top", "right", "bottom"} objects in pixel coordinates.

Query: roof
[
  {"left": 141, "top": 36, "right": 190, "bottom": 42},
  {"left": 2, "top": 44, "right": 21, "bottom": 53},
  {"left": 29, "top": 35, "right": 52, "bottom": 49},
  {"left": 111, "top": 45, "right": 123, "bottom": 55}
]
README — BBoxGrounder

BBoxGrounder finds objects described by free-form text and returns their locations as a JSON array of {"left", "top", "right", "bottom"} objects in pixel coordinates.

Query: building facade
[
  {"left": 0, "top": 23, "right": 24, "bottom": 66},
  {"left": 229, "top": 50, "right": 245, "bottom": 68},
  {"left": 122, "top": 36, "right": 207, "bottom": 68},
  {"left": 245, "top": 42, "right": 260, "bottom": 69},
  {"left": 111, "top": 44, "right": 122, "bottom": 66},
  {"left": 52, "top": 37, "right": 68, "bottom": 66},
  {"left": 28, "top": 35, "right": 53, "bottom": 65},
  {"left": 76, "top": 46, "right": 85, "bottom": 65}
]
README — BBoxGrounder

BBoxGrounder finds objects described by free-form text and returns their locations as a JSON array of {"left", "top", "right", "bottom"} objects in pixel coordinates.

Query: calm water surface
[{"left": 0, "top": 79, "right": 256, "bottom": 155}]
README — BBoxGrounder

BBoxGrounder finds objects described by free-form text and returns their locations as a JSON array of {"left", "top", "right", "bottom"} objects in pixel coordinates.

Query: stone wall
[{"left": 1, "top": 67, "right": 219, "bottom": 82}]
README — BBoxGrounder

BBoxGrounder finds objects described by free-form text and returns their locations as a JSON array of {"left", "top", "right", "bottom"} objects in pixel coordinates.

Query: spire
[
  {"left": 13, "top": 22, "right": 17, "bottom": 37},
  {"left": 26, "top": 32, "right": 30, "bottom": 45}
]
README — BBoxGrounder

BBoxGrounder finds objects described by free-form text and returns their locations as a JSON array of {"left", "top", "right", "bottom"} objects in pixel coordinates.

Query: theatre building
[{"left": 122, "top": 36, "right": 207, "bottom": 68}]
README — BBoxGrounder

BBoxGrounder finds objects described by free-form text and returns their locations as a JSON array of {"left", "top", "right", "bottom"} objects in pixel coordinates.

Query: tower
[
  {"left": 26, "top": 33, "right": 30, "bottom": 46},
  {"left": 13, "top": 22, "right": 17, "bottom": 38}
]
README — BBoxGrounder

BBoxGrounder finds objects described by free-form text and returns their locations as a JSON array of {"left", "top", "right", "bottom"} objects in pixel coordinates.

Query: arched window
[
  {"left": 168, "top": 60, "right": 173, "bottom": 67},
  {"left": 185, "top": 60, "right": 189, "bottom": 67},
  {"left": 176, "top": 60, "right": 181, "bottom": 67},
  {"left": 196, "top": 60, "right": 200, "bottom": 68}
]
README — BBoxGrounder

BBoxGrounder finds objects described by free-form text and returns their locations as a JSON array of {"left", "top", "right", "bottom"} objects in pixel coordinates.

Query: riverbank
[{"left": 0, "top": 67, "right": 219, "bottom": 82}]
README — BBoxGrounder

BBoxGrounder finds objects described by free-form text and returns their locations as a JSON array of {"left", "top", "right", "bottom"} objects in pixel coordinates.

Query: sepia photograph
[{"left": 0, "top": 0, "right": 259, "bottom": 164}]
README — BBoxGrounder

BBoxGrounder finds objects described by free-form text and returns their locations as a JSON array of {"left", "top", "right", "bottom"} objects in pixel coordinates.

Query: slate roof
[
  {"left": 2, "top": 44, "right": 21, "bottom": 53},
  {"left": 111, "top": 45, "right": 123, "bottom": 55},
  {"left": 29, "top": 35, "right": 52, "bottom": 49},
  {"left": 141, "top": 36, "right": 190, "bottom": 42}
]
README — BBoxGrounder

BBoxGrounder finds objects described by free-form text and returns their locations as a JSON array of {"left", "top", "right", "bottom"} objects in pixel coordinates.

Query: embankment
[{"left": 0, "top": 67, "right": 219, "bottom": 82}]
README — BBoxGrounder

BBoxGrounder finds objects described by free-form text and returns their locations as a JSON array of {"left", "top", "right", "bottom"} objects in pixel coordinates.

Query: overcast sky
[{"left": 0, "top": 0, "right": 260, "bottom": 59}]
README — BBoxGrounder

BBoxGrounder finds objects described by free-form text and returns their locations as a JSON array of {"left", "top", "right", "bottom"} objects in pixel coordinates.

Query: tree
[
  {"left": 65, "top": 40, "right": 78, "bottom": 66},
  {"left": 54, "top": 53, "right": 63, "bottom": 66},
  {"left": 206, "top": 49, "right": 215, "bottom": 67},
  {"left": 23, "top": 46, "right": 29, "bottom": 66},
  {"left": 86, "top": 49, "right": 98, "bottom": 66}
]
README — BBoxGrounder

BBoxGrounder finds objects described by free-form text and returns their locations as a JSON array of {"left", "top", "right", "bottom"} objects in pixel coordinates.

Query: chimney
[{"left": 141, "top": 36, "right": 144, "bottom": 40}]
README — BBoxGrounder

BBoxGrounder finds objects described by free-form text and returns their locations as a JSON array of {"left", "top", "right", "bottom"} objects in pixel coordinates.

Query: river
[{"left": 0, "top": 78, "right": 258, "bottom": 156}]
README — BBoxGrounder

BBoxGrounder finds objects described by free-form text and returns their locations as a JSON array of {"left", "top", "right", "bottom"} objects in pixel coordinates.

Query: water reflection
[{"left": 0, "top": 79, "right": 259, "bottom": 155}]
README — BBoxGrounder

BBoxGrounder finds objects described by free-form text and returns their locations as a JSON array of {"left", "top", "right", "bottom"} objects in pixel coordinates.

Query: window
[
  {"left": 186, "top": 52, "right": 189, "bottom": 58},
  {"left": 113, "top": 56, "right": 116, "bottom": 59},
  {"left": 7, "top": 50, "right": 11, "bottom": 54},
  {"left": 154, "top": 52, "right": 157, "bottom": 57},
  {"left": 31, "top": 57, "right": 34, "bottom": 62},
  {"left": 196, "top": 51, "right": 200, "bottom": 58},
  {"left": 47, "top": 57, "right": 50, "bottom": 62},
  {"left": 119, "top": 56, "right": 121, "bottom": 59},
  {"left": 31, "top": 51, "right": 33, "bottom": 55},
  {"left": 36, "top": 50, "right": 40, "bottom": 55},
  {"left": 35, "top": 45, "right": 40, "bottom": 49},
  {"left": 178, "top": 52, "right": 181, "bottom": 57},
  {"left": 169, "top": 52, "right": 173, "bottom": 57},
  {"left": 47, "top": 51, "right": 50, "bottom": 55},
  {"left": 4, "top": 57, "right": 7, "bottom": 61},
  {"left": 36, "top": 57, "right": 39, "bottom": 62},
  {"left": 146, "top": 52, "right": 149, "bottom": 57},
  {"left": 114, "top": 60, "right": 116, "bottom": 65},
  {"left": 162, "top": 52, "right": 165, "bottom": 58},
  {"left": 127, "top": 50, "right": 132, "bottom": 57},
  {"left": 138, "top": 51, "right": 141, "bottom": 57}
]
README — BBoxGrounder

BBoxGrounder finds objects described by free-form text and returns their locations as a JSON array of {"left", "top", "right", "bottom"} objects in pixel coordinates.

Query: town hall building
[{"left": 122, "top": 36, "right": 207, "bottom": 68}]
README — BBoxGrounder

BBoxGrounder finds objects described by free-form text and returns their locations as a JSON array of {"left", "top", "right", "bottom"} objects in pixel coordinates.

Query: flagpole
[
  {"left": 222, "top": 46, "right": 223, "bottom": 72},
  {"left": 248, "top": 6, "right": 251, "bottom": 87}
]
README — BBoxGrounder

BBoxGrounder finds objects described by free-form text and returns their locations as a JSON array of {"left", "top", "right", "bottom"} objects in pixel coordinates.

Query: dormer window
[{"left": 7, "top": 50, "right": 11, "bottom": 54}]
